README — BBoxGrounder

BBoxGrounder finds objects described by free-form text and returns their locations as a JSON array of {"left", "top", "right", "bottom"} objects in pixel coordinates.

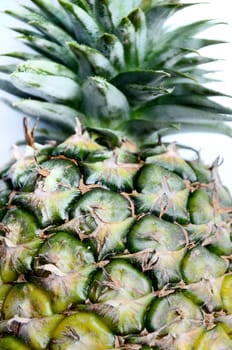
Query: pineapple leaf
[
  {"left": 22, "top": 34, "right": 79, "bottom": 70},
  {"left": 180, "top": 69, "right": 222, "bottom": 84},
  {"left": 112, "top": 70, "right": 172, "bottom": 105},
  {"left": 111, "top": 70, "right": 170, "bottom": 87},
  {"left": 96, "top": 33, "right": 125, "bottom": 71},
  {"left": 177, "top": 38, "right": 228, "bottom": 54},
  {"left": 27, "top": 19, "right": 74, "bottom": 46},
  {"left": 117, "top": 16, "right": 137, "bottom": 68},
  {"left": 59, "top": 0, "right": 102, "bottom": 46},
  {"left": 30, "top": 0, "right": 74, "bottom": 33},
  {"left": 128, "top": 8, "right": 148, "bottom": 65},
  {"left": 170, "top": 121, "right": 232, "bottom": 137},
  {"left": 11, "top": 27, "right": 44, "bottom": 38},
  {"left": 68, "top": 41, "right": 117, "bottom": 79},
  {"left": 174, "top": 55, "right": 219, "bottom": 70},
  {"left": 144, "top": 2, "right": 204, "bottom": 47},
  {"left": 155, "top": 95, "right": 232, "bottom": 115},
  {"left": 126, "top": 124, "right": 175, "bottom": 147},
  {"left": 11, "top": 72, "right": 82, "bottom": 107},
  {"left": 0, "top": 51, "right": 40, "bottom": 61},
  {"left": 21, "top": 4, "right": 45, "bottom": 17},
  {"left": 15, "top": 59, "right": 79, "bottom": 82},
  {"left": 4, "top": 7, "right": 44, "bottom": 24},
  {"left": 145, "top": 2, "right": 181, "bottom": 46},
  {"left": 0, "top": 64, "right": 17, "bottom": 74},
  {"left": 134, "top": 104, "right": 232, "bottom": 124},
  {"left": 121, "top": 119, "right": 232, "bottom": 143},
  {"left": 173, "top": 83, "right": 231, "bottom": 98},
  {"left": 82, "top": 76, "right": 130, "bottom": 128},
  {"left": 120, "top": 84, "right": 174, "bottom": 106},
  {"left": 112, "top": 70, "right": 173, "bottom": 106},
  {"left": 70, "top": 0, "right": 92, "bottom": 14},
  {"left": 13, "top": 99, "right": 79, "bottom": 131},
  {"left": 95, "top": 0, "right": 143, "bottom": 27},
  {"left": 167, "top": 20, "right": 224, "bottom": 47},
  {"left": 147, "top": 20, "right": 225, "bottom": 67},
  {"left": 0, "top": 79, "right": 29, "bottom": 98},
  {"left": 91, "top": 1, "right": 114, "bottom": 32}
]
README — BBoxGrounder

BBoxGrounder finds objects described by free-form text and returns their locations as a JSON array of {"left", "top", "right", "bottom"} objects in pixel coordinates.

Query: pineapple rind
[{"left": 0, "top": 131, "right": 232, "bottom": 349}]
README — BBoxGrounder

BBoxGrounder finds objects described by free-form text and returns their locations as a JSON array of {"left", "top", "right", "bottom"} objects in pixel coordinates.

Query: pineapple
[{"left": 1, "top": 0, "right": 232, "bottom": 349}]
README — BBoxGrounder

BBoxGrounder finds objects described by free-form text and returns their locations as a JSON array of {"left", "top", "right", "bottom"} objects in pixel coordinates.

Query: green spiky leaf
[
  {"left": 82, "top": 76, "right": 130, "bottom": 128},
  {"left": 13, "top": 99, "right": 79, "bottom": 131},
  {"left": 59, "top": 0, "right": 102, "bottom": 46}
]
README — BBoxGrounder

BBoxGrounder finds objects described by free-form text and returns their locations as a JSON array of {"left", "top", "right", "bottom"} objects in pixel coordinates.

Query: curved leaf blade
[
  {"left": 22, "top": 35, "right": 79, "bottom": 70},
  {"left": 11, "top": 72, "right": 81, "bottom": 106},
  {"left": 13, "top": 99, "right": 79, "bottom": 131},
  {"left": 0, "top": 79, "right": 29, "bottom": 98},
  {"left": 59, "top": 0, "right": 102, "bottom": 46},
  {"left": 82, "top": 76, "right": 130, "bottom": 128},
  {"left": 97, "top": 33, "right": 125, "bottom": 71},
  {"left": 16, "top": 59, "right": 79, "bottom": 81},
  {"left": 68, "top": 41, "right": 117, "bottom": 79},
  {"left": 31, "top": 0, "right": 74, "bottom": 33},
  {"left": 128, "top": 8, "right": 147, "bottom": 64},
  {"left": 134, "top": 104, "right": 232, "bottom": 123}
]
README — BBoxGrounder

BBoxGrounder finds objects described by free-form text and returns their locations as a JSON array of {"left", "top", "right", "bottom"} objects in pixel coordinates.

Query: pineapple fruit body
[{"left": 1, "top": 129, "right": 232, "bottom": 350}]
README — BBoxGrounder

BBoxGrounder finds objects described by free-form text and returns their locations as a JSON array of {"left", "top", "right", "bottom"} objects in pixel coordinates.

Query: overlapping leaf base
[{"left": 1, "top": 127, "right": 232, "bottom": 350}]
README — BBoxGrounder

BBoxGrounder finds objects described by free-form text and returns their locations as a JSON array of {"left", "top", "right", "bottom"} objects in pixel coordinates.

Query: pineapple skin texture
[{"left": 0, "top": 130, "right": 232, "bottom": 350}]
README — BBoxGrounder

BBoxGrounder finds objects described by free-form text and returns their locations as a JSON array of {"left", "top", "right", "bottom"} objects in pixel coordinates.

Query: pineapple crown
[{"left": 0, "top": 0, "right": 232, "bottom": 146}]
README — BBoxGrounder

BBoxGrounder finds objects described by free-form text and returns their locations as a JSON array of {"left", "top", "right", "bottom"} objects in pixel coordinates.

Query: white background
[{"left": 0, "top": 1, "right": 232, "bottom": 189}]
